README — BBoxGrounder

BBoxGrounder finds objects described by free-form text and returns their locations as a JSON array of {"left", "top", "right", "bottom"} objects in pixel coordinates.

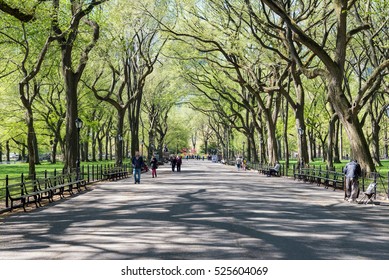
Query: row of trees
[
  {"left": 0, "top": 0, "right": 184, "bottom": 177},
  {"left": 154, "top": 0, "right": 389, "bottom": 172},
  {"left": 1, "top": 0, "right": 389, "bottom": 176}
]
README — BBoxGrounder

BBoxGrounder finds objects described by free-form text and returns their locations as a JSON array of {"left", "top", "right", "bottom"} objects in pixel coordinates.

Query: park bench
[
  {"left": 103, "top": 167, "right": 118, "bottom": 181},
  {"left": 48, "top": 174, "right": 73, "bottom": 196},
  {"left": 325, "top": 171, "right": 344, "bottom": 190},
  {"left": 5, "top": 172, "right": 89, "bottom": 212},
  {"left": 314, "top": 169, "right": 329, "bottom": 186},
  {"left": 294, "top": 167, "right": 312, "bottom": 181},
  {"left": 49, "top": 173, "right": 86, "bottom": 196},
  {"left": 67, "top": 172, "right": 87, "bottom": 192},
  {"left": 314, "top": 169, "right": 344, "bottom": 190},
  {"left": 37, "top": 177, "right": 63, "bottom": 202},
  {"left": 258, "top": 164, "right": 270, "bottom": 175},
  {"left": 264, "top": 165, "right": 281, "bottom": 177},
  {"left": 257, "top": 164, "right": 282, "bottom": 177},
  {"left": 103, "top": 166, "right": 129, "bottom": 181},
  {"left": 6, "top": 180, "right": 44, "bottom": 211}
]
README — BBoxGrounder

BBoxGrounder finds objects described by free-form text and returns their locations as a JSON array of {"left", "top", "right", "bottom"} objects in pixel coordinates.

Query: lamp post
[
  {"left": 75, "top": 117, "right": 83, "bottom": 179},
  {"left": 140, "top": 139, "right": 144, "bottom": 156},
  {"left": 242, "top": 141, "right": 245, "bottom": 159},
  {"left": 298, "top": 127, "right": 304, "bottom": 169}
]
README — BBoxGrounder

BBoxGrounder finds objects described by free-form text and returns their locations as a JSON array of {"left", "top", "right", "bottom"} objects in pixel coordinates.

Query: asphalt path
[{"left": 1, "top": 160, "right": 389, "bottom": 260}]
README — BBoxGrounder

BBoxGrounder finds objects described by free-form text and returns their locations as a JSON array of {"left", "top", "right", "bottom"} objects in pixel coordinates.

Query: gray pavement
[{"left": 1, "top": 160, "right": 389, "bottom": 260}]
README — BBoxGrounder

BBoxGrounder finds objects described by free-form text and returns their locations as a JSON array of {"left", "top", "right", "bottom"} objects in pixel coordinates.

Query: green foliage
[{"left": 1, "top": 0, "right": 389, "bottom": 171}]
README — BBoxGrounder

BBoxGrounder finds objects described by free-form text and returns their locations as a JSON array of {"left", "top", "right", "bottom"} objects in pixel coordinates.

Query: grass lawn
[
  {"left": 0, "top": 160, "right": 120, "bottom": 179},
  {"left": 0, "top": 160, "right": 121, "bottom": 201}
]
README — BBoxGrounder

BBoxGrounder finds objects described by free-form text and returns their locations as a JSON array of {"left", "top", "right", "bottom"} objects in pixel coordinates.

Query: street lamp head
[
  {"left": 75, "top": 117, "right": 83, "bottom": 129},
  {"left": 118, "top": 134, "right": 123, "bottom": 141},
  {"left": 141, "top": 139, "right": 144, "bottom": 145},
  {"left": 298, "top": 127, "right": 304, "bottom": 136},
  {"left": 385, "top": 104, "right": 389, "bottom": 118}
]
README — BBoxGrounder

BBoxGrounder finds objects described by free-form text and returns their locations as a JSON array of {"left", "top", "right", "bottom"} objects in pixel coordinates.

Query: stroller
[{"left": 358, "top": 182, "right": 376, "bottom": 204}]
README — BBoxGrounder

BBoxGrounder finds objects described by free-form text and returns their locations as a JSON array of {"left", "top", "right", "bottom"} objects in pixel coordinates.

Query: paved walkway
[{"left": 1, "top": 160, "right": 389, "bottom": 260}]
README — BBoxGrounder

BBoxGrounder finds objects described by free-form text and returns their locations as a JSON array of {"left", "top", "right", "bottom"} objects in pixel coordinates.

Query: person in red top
[{"left": 150, "top": 156, "right": 158, "bottom": 178}]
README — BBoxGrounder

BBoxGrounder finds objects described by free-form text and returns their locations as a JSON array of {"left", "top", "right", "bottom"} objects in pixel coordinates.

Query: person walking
[
  {"left": 242, "top": 158, "right": 247, "bottom": 171},
  {"left": 343, "top": 159, "right": 362, "bottom": 202},
  {"left": 176, "top": 155, "right": 182, "bottom": 172},
  {"left": 171, "top": 155, "right": 177, "bottom": 172},
  {"left": 236, "top": 156, "right": 242, "bottom": 171},
  {"left": 132, "top": 151, "right": 144, "bottom": 184},
  {"left": 150, "top": 155, "right": 158, "bottom": 178}
]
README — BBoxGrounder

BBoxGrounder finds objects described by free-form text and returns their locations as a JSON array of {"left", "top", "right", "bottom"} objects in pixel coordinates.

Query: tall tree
[
  {"left": 51, "top": 0, "right": 107, "bottom": 171},
  {"left": 1, "top": 6, "right": 55, "bottom": 176},
  {"left": 257, "top": 0, "right": 389, "bottom": 172}
]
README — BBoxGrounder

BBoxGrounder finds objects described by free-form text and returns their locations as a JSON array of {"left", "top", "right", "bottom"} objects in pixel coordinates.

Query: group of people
[
  {"left": 131, "top": 152, "right": 184, "bottom": 184},
  {"left": 234, "top": 154, "right": 363, "bottom": 203},
  {"left": 134, "top": 149, "right": 363, "bottom": 204},
  {"left": 235, "top": 156, "right": 247, "bottom": 171},
  {"left": 131, "top": 151, "right": 159, "bottom": 184},
  {"left": 170, "top": 155, "right": 182, "bottom": 172}
]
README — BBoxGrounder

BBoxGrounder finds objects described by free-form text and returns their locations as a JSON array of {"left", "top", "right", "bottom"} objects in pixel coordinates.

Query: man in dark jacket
[
  {"left": 343, "top": 159, "right": 362, "bottom": 202},
  {"left": 176, "top": 156, "right": 182, "bottom": 172},
  {"left": 171, "top": 155, "right": 177, "bottom": 172},
  {"left": 132, "top": 151, "right": 144, "bottom": 184}
]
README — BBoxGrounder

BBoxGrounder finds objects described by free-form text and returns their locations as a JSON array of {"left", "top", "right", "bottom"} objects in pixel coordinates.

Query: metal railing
[{"left": 226, "top": 160, "right": 388, "bottom": 198}]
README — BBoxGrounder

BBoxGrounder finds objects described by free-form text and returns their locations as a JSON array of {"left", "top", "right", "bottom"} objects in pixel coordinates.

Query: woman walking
[{"left": 150, "top": 156, "right": 158, "bottom": 178}]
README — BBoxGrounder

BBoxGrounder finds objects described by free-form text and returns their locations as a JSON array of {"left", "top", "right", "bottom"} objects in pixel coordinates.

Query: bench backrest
[
  {"left": 68, "top": 172, "right": 79, "bottom": 182},
  {"left": 327, "top": 171, "right": 344, "bottom": 179},
  {"left": 23, "top": 180, "right": 40, "bottom": 194},
  {"left": 50, "top": 175, "right": 66, "bottom": 186},
  {"left": 6, "top": 183, "right": 24, "bottom": 198},
  {"left": 37, "top": 178, "right": 52, "bottom": 190}
]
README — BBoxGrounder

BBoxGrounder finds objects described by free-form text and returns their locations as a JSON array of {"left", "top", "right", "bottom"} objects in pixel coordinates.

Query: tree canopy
[{"left": 1, "top": 0, "right": 388, "bottom": 174}]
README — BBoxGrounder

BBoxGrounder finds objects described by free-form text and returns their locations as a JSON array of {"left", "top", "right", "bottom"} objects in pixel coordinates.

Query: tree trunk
[
  {"left": 98, "top": 137, "right": 103, "bottom": 161},
  {"left": 307, "top": 127, "right": 314, "bottom": 163},
  {"left": 129, "top": 94, "right": 142, "bottom": 157},
  {"left": 291, "top": 66, "right": 308, "bottom": 166},
  {"left": 116, "top": 109, "right": 125, "bottom": 165},
  {"left": 333, "top": 120, "right": 341, "bottom": 163},
  {"left": 283, "top": 101, "right": 290, "bottom": 168},
  {"left": 91, "top": 130, "right": 96, "bottom": 162},
  {"left": 371, "top": 120, "right": 381, "bottom": 166},
  {"left": 63, "top": 74, "right": 79, "bottom": 172},
  {"left": 19, "top": 82, "right": 37, "bottom": 178},
  {"left": 264, "top": 110, "right": 278, "bottom": 165},
  {"left": 327, "top": 114, "right": 337, "bottom": 169},
  {"left": 329, "top": 80, "right": 375, "bottom": 172},
  {"left": 6, "top": 141, "right": 10, "bottom": 162},
  {"left": 27, "top": 113, "right": 36, "bottom": 177},
  {"left": 51, "top": 138, "right": 58, "bottom": 164}
]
